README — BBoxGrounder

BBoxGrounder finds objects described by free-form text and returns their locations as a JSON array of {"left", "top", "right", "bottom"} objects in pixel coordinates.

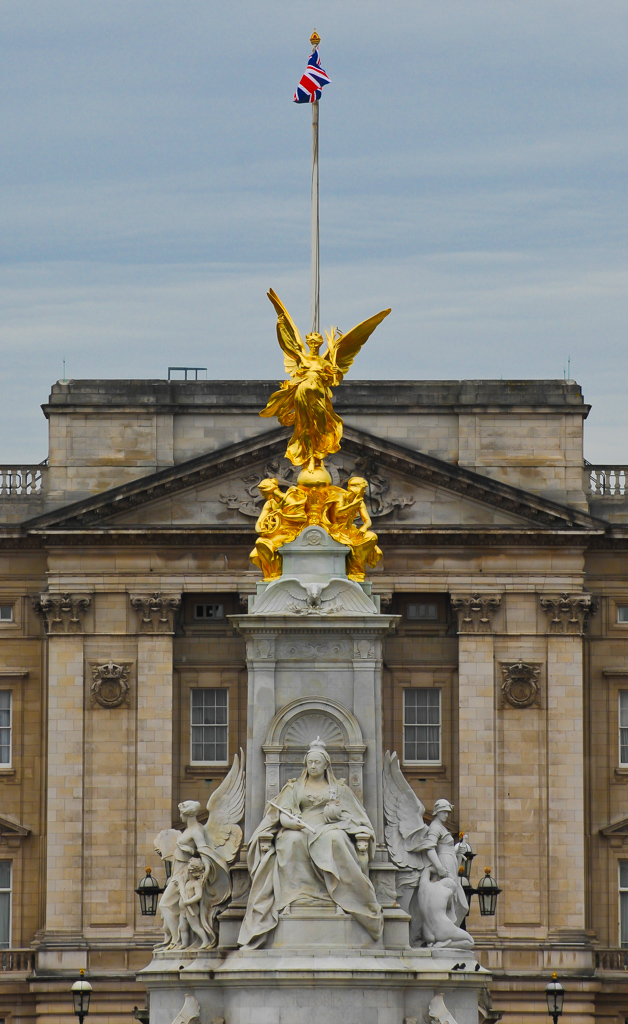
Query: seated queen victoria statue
[{"left": 238, "top": 738, "right": 383, "bottom": 948}]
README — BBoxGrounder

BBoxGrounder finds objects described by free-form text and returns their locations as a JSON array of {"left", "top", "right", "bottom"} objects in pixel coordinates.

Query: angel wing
[
  {"left": 324, "top": 307, "right": 391, "bottom": 379},
  {"left": 383, "top": 750, "right": 429, "bottom": 869},
  {"left": 267, "top": 289, "right": 307, "bottom": 377},
  {"left": 204, "top": 748, "right": 246, "bottom": 866}
]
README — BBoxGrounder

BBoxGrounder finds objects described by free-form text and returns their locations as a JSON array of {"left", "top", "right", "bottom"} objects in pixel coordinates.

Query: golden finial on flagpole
[{"left": 310, "top": 30, "right": 321, "bottom": 49}]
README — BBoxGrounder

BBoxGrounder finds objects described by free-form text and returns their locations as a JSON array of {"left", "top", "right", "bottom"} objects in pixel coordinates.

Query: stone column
[
  {"left": 452, "top": 593, "right": 501, "bottom": 929},
  {"left": 33, "top": 593, "right": 92, "bottom": 951},
  {"left": 352, "top": 633, "right": 386, "bottom": 840},
  {"left": 130, "top": 593, "right": 180, "bottom": 934},
  {"left": 241, "top": 632, "right": 278, "bottom": 839},
  {"left": 540, "top": 593, "right": 592, "bottom": 939}
]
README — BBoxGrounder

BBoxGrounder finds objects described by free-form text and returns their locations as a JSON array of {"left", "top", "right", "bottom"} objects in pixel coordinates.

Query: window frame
[
  {"left": 402, "top": 686, "right": 442, "bottom": 766},
  {"left": 620, "top": 692, "right": 628, "bottom": 767},
  {"left": 189, "top": 687, "right": 229, "bottom": 766},
  {"left": 0, "top": 691, "right": 11, "bottom": 768},
  {"left": 0, "top": 860, "right": 12, "bottom": 950}
]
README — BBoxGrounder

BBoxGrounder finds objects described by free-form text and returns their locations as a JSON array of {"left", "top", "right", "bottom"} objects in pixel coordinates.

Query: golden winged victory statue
[{"left": 250, "top": 289, "right": 391, "bottom": 582}]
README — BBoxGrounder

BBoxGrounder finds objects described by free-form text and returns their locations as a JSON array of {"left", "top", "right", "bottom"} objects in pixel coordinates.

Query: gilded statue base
[{"left": 250, "top": 474, "right": 382, "bottom": 583}]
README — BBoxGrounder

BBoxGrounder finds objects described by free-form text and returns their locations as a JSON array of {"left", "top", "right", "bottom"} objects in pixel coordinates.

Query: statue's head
[
  {"left": 432, "top": 798, "right": 453, "bottom": 821},
  {"left": 186, "top": 857, "right": 204, "bottom": 879},
  {"left": 179, "top": 799, "right": 201, "bottom": 821},
  {"left": 258, "top": 477, "right": 280, "bottom": 499},
  {"left": 305, "top": 332, "right": 324, "bottom": 355},
  {"left": 347, "top": 476, "right": 368, "bottom": 497},
  {"left": 304, "top": 736, "right": 331, "bottom": 778}
]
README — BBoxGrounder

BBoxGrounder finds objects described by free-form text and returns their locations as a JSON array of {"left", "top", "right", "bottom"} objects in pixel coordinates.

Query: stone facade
[{"left": 0, "top": 378, "right": 627, "bottom": 1023}]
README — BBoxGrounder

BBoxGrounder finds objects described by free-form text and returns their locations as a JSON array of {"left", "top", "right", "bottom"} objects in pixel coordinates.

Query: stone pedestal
[{"left": 140, "top": 527, "right": 490, "bottom": 1024}]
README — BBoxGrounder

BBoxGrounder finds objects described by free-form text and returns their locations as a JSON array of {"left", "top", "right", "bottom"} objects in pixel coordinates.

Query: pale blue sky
[{"left": 1, "top": 0, "right": 627, "bottom": 461}]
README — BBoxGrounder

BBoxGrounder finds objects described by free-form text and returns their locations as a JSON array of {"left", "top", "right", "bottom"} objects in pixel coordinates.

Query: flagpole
[
  {"left": 309, "top": 29, "right": 321, "bottom": 335},
  {"left": 311, "top": 98, "right": 320, "bottom": 335}
]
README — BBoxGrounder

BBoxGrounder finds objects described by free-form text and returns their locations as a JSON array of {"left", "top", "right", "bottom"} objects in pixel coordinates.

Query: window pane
[
  {"left": 0, "top": 862, "right": 10, "bottom": 889},
  {"left": 0, "top": 891, "right": 9, "bottom": 949},
  {"left": 0, "top": 606, "right": 12, "bottom": 621},
  {"left": 621, "top": 891, "right": 628, "bottom": 947},
  {"left": 618, "top": 606, "right": 628, "bottom": 623},
  {"left": 0, "top": 694, "right": 10, "bottom": 765},
  {"left": 404, "top": 689, "right": 441, "bottom": 763},
  {"left": 190, "top": 689, "right": 228, "bottom": 762}
]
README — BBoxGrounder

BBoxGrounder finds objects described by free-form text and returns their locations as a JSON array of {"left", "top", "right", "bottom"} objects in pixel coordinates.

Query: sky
[{"left": 1, "top": 0, "right": 627, "bottom": 462}]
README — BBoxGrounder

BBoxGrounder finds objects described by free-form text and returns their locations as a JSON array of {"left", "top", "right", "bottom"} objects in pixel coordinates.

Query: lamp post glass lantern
[
  {"left": 546, "top": 974, "right": 565, "bottom": 1024},
  {"left": 476, "top": 867, "right": 501, "bottom": 916},
  {"left": 135, "top": 866, "right": 163, "bottom": 916},
  {"left": 71, "top": 970, "right": 92, "bottom": 1024},
  {"left": 457, "top": 834, "right": 475, "bottom": 882}
]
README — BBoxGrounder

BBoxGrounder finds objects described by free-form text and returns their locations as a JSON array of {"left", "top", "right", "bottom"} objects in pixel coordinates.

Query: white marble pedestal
[
  {"left": 143, "top": 943, "right": 489, "bottom": 1024},
  {"left": 139, "top": 526, "right": 490, "bottom": 1024}
]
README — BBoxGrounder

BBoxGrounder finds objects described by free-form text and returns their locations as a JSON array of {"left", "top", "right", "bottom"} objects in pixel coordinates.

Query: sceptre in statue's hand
[{"left": 260, "top": 289, "right": 390, "bottom": 487}]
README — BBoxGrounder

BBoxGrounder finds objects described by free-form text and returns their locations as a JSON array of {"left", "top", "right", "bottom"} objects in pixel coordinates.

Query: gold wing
[
  {"left": 267, "top": 289, "right": 307, "bottom": 377},
  {"left": 325, "top": 307, "right": 391, "bottom": 379}
]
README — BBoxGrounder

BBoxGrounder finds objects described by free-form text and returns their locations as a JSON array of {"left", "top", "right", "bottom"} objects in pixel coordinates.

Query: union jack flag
[{"left": 293, "top": 48, "right": 331, "bottom": 104}]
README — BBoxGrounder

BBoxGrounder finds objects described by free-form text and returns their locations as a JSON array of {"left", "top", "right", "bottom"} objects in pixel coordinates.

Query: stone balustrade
[
  {"left": 594, "top": 948, "right": 628, "bottom": 971},
  {"left": 0, "top": 949, "right": 34, "bottom": 972},
  {"left": 0, "top": 466, "right": 46, "bottom": 496},
  {"left": 586, "top": 465, "right": 628, "bottom": 497}
]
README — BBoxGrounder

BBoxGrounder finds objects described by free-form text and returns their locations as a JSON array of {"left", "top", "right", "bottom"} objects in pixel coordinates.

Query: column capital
[
  {"left": 129, "top": 592, "right": 181, "bottom": 633},
  {"left": 32, "top": 592, "right": 92, "bottom": 634},
  {"left": 539, "top": 592, "right": 597, "bottom": 634},
  {"left": 450, "top": 592, "right": 502, "bottom": 634}
]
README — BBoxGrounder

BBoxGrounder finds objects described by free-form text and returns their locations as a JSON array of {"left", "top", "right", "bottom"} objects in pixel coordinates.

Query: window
[
  {"left": 0, "top": 861, "right": 11, "bottom": 949},
  {"left": 0, "top": 606, "right": 12, "bottom": 622},
  {"left": 191, "top": 689, "right": 228, "bottom": 763},
  {"left": 0, "top": 694, "right": 10, "bottom": 766},
  {"left": 620, "top": 693, "right": 628, "bottom": 765},
  {"left": 620, "top": 862, "right": 628, "bottom": 947},
  {"left": 403, "top": 688, "right": 441, "bottom": 763},
  {"left": 407, "top": 602, "right": 438, "bottom": 621},
  {"left": 194, "top": 604, "right": 225, "bottom": 621},
  {"left": 618, "top": 606, "right": 628, "bottom": 623}
]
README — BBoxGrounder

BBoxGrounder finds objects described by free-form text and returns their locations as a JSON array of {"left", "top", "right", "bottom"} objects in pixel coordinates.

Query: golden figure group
[
  {"left": 251, "top": 290, "right": 390, "bottom": 582},
  {"left": 249, "top": 475, "right": 382, "bottom": 582}
]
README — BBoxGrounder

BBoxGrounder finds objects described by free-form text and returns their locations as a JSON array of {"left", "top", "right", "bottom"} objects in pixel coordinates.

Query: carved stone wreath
[
  {"left": 500, "top": 661, "right": 541, "bottom": 709},
  {"left": 91, "top": 660, "right": 131, "bottom": 709}
]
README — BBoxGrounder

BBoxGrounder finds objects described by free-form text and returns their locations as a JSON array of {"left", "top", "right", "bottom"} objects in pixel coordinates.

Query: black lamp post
[
  {"left": 545, "top": 974, "right": 565, "bottom": 1024},
  {"left": 71, "top": 970, "right": 92, "bottom": 1024},
  {"left": 545, "top": 970, "right": 561, "bottom": 1019},
  {"left": 476, "top": 867, "right": 502, "bottom": 916},
  {"left": 135, "top": 867, "right": 163, "bottom": 916}
]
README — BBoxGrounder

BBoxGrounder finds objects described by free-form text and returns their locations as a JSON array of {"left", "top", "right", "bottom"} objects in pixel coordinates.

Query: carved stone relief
[
  {"left": 354, "top": 638, "right": 376, "bottom": 660},
  {"left": 539, "top": 593, "right": 596, "bottom": 634},
  {"left": 276, "top": 637, "right": 353, "bottom": 660},
  {"left": 129, "top": 593, "right": 181, "bottom": 633},
  {"left": 451, "top": 593, "right": 501, "bottom": 634},
  {"left": 33, "top": 593, "right": 91, "bottom": 634},
  {"left": 218, "top": 453, "right": 415, "bottom": 521},
  {"left": 90, "top": 660, "right": 131, "bottom": 709},
  {"left": 248, "top": 637, "right": 275, "bottom": 660},
  {"left": 499, "top": 661, "right": 541, "bottom": 709}
]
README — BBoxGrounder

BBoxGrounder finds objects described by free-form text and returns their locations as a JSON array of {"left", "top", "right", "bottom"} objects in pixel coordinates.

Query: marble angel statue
[
  {"left": 155, "top": 750, "right": 245, "bottom": 950},
  {"left": 238, "top": 737, "right": 383, "bottom": 948},
  {"left": 260, "top": 289, "right": 390, "bottom": 480},
  {"left": 382, "top": 751, "right": 471, "bottom": 948}
]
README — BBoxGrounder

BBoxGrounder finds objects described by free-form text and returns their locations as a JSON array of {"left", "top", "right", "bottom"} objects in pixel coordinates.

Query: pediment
[
  {"left": 0, "top": 814, "right": 30, "bottom": 841},
  {"left": 600, "top": 818, "right": 628, "bottom": 837},
  {"left": 25, "top": 425, "right": 600, "bottom": 533}
]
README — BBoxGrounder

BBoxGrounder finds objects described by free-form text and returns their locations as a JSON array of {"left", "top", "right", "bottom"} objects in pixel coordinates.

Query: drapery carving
[
  {"left": 129, "top": 593, "right": 181, "bottom": 633},
  {"left": 32, "top": 592, "right": 91, "bottom": 634},
  {"left": 451, "top": 593, "right": 501, "bottom": 633}
]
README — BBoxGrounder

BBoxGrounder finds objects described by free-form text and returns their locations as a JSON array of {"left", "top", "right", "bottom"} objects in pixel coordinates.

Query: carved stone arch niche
[{"left": 262, "top": 697, "right": 366, "bottom": 804}]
